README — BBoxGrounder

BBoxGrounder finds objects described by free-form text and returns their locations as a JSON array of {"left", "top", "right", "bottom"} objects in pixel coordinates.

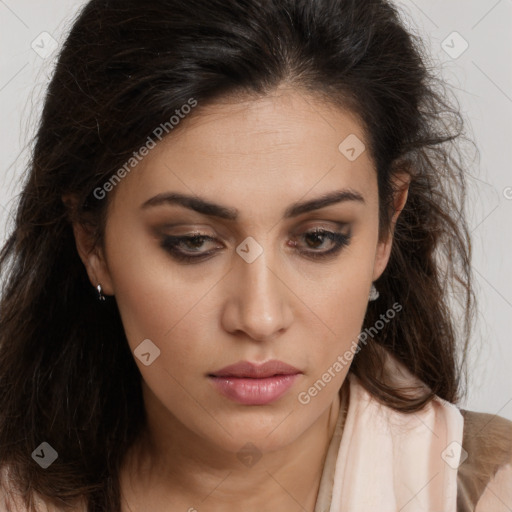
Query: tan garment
[{"left": 458, "top": 409, "right": 512, "bottom": 511}]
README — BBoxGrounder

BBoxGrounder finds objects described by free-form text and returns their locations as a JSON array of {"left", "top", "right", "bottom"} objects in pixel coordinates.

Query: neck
[{"left": 120, "top": 383, "right": 346, "bottom": 512}]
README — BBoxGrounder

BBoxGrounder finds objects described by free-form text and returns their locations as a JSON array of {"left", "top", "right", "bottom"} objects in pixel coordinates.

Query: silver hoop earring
[
  {"left": 97, "top": 284, "right": 106, "bottom": 301},
  {"left": 369, "top": 283, "right": 379, "bottom": 302}
]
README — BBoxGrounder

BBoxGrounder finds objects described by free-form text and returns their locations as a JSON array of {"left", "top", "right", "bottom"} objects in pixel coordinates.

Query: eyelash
[{"left": 160, "top": 228, "right": 352, "bottom": 264}]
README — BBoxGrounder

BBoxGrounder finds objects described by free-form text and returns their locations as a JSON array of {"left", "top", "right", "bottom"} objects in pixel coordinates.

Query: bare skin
[{"left": 71, "top": 86, "right": 410, "bottom": 512}]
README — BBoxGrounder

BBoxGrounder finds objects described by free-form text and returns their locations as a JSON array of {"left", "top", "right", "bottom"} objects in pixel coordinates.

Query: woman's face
[{"left": 77, "top": 87, "right": 408, "bottom": 455}]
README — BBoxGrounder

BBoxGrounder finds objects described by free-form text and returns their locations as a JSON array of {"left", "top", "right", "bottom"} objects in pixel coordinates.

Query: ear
[
  {"left": 62, "top": 194, "right": 115, "bottom": 296},
  {"left": 372, "top": 171, "right": 411, "bottom": 282}
]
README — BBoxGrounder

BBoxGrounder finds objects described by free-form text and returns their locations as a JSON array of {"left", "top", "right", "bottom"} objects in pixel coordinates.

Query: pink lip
[
  {"left": 208, "top": 360, "right": 302, "bottom": 405},
  {"left": 210, "top": 360, "right": 301, "bottom": 378}
]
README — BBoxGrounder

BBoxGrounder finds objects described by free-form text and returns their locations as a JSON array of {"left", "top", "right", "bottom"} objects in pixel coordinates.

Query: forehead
[{"left": 110, "top": 88, "right": 377, "bottom": 216}]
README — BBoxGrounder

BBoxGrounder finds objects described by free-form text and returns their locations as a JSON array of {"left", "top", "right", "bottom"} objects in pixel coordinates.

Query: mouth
[{"left": 208, "top": 360, "right": 302, "bottom": 405}]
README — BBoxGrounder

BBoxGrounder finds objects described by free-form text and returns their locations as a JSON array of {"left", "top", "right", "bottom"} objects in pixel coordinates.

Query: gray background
[{"left": 1, "top": 0, "right": 511, "bottom": 420}]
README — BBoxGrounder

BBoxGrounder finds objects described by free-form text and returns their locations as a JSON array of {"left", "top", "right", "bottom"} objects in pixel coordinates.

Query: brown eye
[
  {"left": 160, "top": 234, "right": 220, "bottom": 263},
  {"left": 293, "top": 228, "right": 352, "bottom": 260}
]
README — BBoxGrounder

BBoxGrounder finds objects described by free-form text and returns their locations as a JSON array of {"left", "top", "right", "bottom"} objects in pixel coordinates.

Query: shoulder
[{"left": 458, "top": 409, "right": 512, "bottom": 511}]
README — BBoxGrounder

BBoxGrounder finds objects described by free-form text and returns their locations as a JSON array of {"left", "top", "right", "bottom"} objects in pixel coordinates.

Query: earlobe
[
  {"left": 70, "top": 221, "right": 115, "bottom": 297},
  {"left": 62, "top": 193, "right": 115, "bottom": 296}
]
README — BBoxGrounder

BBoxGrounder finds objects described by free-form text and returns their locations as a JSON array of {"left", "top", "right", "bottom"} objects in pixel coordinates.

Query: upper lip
[{"left": 209, "top": 360, "right": 302, "bottom": 378}]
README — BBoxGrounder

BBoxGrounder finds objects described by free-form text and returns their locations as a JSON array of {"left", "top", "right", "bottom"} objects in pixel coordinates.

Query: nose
[{"left": 221, "top": 242, "right": 293, "bottom": 342}]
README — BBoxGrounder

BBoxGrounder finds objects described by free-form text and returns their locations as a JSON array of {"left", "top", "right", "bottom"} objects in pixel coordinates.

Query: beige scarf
[{"left": 315, "top": 358, "right": 464, "bottom": 511}]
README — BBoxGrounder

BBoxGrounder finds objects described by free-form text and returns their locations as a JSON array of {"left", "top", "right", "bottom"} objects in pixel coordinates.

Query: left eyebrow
[{"left": 140, "top": 188, "right": 365, "bottom": 221}]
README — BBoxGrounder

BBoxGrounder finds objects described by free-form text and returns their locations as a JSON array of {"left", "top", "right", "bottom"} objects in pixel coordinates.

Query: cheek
[
  {"left": 104, "top": 226, "right": 185, "bottom": 347},
  {"left": 112, "top": 269, "right": 208, "bottom": 369},
  {"left": 303, "top": 249, "right": 375, "bottom": 370},
  {"left": 105, "top": 229, "right": 219, "bottom": 385},
  {"left": 306, "top": 247, "right": 373, "bottom": 328},
  {"left": 312, "top": 280, "right": 370, "bottom": 369},
  {"left": 292, "top": 270, "right": 371, "bottom": 413}
]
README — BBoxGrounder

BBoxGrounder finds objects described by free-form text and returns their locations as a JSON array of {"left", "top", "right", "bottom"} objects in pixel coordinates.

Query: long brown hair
[{"left": 0, "top": 0, "right": 476, "bottom": 509}]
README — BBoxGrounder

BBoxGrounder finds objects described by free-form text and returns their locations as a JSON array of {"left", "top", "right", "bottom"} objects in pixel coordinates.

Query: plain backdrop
[{"left": 1, "top": 0, "right": 511, "bottom": 420}]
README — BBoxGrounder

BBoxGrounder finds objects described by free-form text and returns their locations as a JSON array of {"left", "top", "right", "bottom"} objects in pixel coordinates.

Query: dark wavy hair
[{"left": 0, "top": 0, "right": 477, "bottom": 509}]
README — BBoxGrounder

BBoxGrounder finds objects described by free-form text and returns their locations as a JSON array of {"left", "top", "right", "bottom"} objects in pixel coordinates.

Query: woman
[{"left": 0, "top": 0, "right": 511, "bottom": 510}]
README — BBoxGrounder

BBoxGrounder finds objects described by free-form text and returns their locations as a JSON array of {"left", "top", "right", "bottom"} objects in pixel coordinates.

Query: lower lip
[{"left": 208, "top": 374, "right": 300, "bottom": 405}]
